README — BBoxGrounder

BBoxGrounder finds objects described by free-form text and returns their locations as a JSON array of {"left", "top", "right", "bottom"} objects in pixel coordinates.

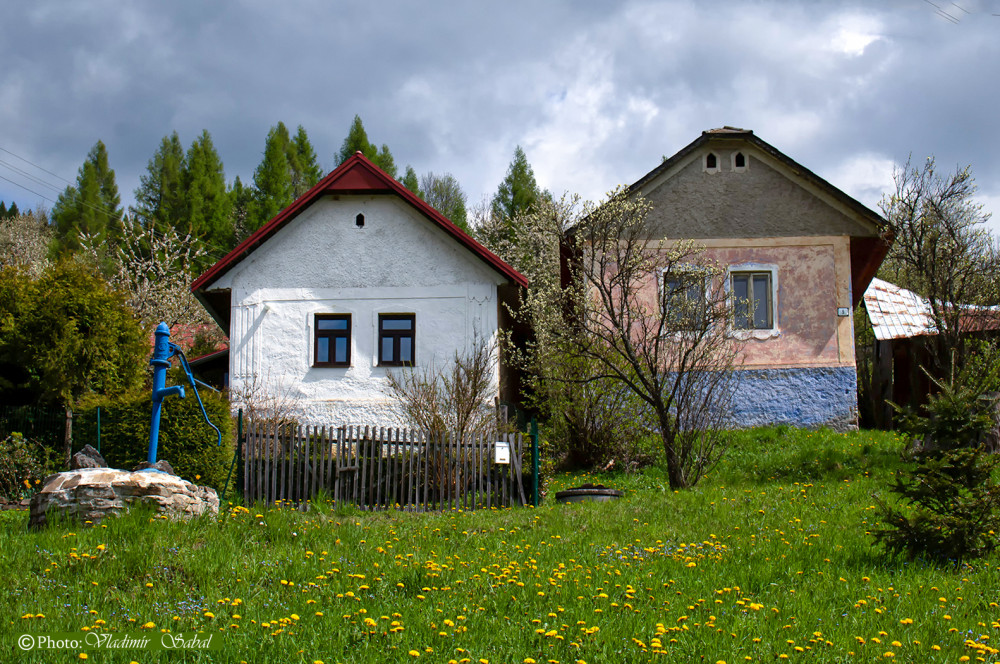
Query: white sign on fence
[{"left": 494, "top": 441, "right": 510, "bottom": 464}]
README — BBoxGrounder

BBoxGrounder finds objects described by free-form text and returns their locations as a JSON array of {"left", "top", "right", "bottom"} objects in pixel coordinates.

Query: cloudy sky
[{"left": 2, "top": 0, "right": 999, "bottom": 233}]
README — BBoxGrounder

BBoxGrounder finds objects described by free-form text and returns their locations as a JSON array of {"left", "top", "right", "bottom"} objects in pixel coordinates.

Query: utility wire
[
  {"left": 0, "top": 158, "right": 67, "bottom": 194},
  {"left": 0, "top": 146, "right": 75, "bottom": 186}
]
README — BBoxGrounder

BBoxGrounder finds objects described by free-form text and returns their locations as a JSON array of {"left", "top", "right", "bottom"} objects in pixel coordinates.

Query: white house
[{"left": 192, "top": 153, "right": 527, "bottom": 426}]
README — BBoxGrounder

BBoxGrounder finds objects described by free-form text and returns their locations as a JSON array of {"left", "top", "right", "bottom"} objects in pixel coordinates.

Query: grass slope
[{"left": 2, "top": 427, "right": 999, "bottom": 663}]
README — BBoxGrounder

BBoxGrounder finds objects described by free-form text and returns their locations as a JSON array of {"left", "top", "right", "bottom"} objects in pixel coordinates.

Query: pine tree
[
  {"left": 336, "top": 115, "right": 398, "bottom": 177},
  {"left": 402, "top": 166, "right": 422, "bottom": 197},
  {"left": 421, "top": 172, "right": 469, "bottom": 232},
  {"left": 289, "top": 125, "right": 323, "bottom": 197},
  {"left": 132, "top": 132, "right": 186, "bottom": 235},
  {"left": 183, "top": 129, "right": 232, "bottom": 254},
  {"left": 248, "top": 125, "right": 294, "bottom": 232},
  {"left": 51, "top": 140, "right": 123, "bottom": 256}
]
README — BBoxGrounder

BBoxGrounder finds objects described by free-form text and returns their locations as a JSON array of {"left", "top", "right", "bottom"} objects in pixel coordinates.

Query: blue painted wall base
[{"left": 727, "top": 366, "right": 858, "bottom": 431}]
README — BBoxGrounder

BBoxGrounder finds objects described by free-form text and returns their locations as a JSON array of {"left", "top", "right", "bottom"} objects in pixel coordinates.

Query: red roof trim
[{"left": 192, "top": 153, "right": 527, "bottom": 291}]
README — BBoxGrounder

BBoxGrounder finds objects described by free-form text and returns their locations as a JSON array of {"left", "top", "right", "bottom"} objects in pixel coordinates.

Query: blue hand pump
[{"left": 145, "top": 322, "right": 222, "bottom": 471}]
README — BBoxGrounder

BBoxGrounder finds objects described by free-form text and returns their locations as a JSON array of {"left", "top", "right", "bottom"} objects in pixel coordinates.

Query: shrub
[
  {"left": 76, "top": 389, "right": 234, "bottom": 489},
  {"left": 0, "top": 432, "right": 57, "bottom": 499}
]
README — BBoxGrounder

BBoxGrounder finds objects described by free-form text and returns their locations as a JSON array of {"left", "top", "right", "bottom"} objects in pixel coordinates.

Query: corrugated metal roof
[{"left": 863, "top": 278, "right": 936, "bottom": 341}]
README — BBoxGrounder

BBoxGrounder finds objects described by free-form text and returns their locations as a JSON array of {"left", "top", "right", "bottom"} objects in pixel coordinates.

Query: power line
[
  {"left": 0, "top": 158, "right": 67, "bottom": 194},
  {"left": 0, "top": 173, "right": 59, "bottom": 205},
  {"left": 0, "top": 146, "right": 74, "bottom": 186},
  {"left": 0, "top": 150, "right": 234, "bottom": 261}
]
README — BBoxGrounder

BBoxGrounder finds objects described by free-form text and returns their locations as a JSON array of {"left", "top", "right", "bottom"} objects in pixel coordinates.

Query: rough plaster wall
[
  {"left": 641, "top": 152, "right": 875, "bottom": 239},
  {"left": 707, "top": 243, "right": 843, "bottom": 368},
  {"left": 640, "top": 241, "right": 851, "bottom": 368},
  {"left": 219, "top": 196, "right": 504, "bottom": 426},
  {"left": 728, "top": 366, "right": 859, "bottom": 431}
]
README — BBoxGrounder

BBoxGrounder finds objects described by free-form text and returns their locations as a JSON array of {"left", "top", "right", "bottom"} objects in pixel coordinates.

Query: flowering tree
[
  {"left": 572, "top": 188, "right": 743, "bottom": 489},
  {"left": 0, "top": 211, "right": 52, "bottom": 278},
  {"left": 81, "top": 215, "right": 213, "bottom": 331},
  {"left": 481, "top": 188, "right": 743, "bottom": 486}
]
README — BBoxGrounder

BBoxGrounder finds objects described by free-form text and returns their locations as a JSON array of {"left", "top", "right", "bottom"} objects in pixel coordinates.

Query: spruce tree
[
  {"left": 402, "top": 166, "right": 422, "bottom": 197},
  {"left": 336, "top": 115, "right": 397, "bottom": 177},
  {"left": 51, "top": 140, "right": 123, "bottom": 256},
  {"left": 249, "top": 126, "right": 294, "bottom": 232},
  {"left": 289, "top": 125, "right": 323, "bottom": 197},
  {"left": 229, "top": 176, "right": 254, "bottom": 245},
  {"left": 132, "top": 132, "right": 186, "bottom": 235},
  {"left": 0, "top": 202, "right": 6, "bottom": 220},
  {"left": 183, "top": 129, "right": 232, "bottom": 254},
  {"left": 491, "top": 145, "right": 541, "bottom": 227},
  {"left": 374, "top": 144, "right": 397, "bottom": 178},
  {"left": 6, "top": 202, "right": 18, "bottom": 219},
  {"left": 337, "top": 115, "right": 375, "bottom": 164}
]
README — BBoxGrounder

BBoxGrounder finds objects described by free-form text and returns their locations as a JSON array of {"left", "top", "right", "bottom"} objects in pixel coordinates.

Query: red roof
[{"left": 192, "top": 152, "right": 526, "bottom": 292}]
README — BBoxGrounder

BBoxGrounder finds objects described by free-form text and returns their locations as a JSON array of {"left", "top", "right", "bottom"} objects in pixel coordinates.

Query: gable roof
[
  {"left": 192, "top": 152, "right": 526, "bottom": 329},
  {"left": 629, "top": 127, "right": 893, "bottom": 307}
]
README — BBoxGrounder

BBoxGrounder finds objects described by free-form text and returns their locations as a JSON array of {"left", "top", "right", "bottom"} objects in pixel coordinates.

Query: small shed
[{"left": 862, "top": 278, "right": 1000, "bottom": 427}]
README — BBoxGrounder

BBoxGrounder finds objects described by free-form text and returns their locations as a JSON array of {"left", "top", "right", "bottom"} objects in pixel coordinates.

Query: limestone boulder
[{"left": 29, "top": 468, "right": 219, "bottom": 528}]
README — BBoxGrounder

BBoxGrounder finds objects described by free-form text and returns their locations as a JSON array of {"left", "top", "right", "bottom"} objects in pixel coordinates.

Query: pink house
[{"left": 628, "top": 128, "right": 890, "bottom": 430}]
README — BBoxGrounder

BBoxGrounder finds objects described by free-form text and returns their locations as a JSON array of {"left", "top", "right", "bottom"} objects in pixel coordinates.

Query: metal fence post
[{"left": 531, "top": 416, "right": 539, "bottom": 508}]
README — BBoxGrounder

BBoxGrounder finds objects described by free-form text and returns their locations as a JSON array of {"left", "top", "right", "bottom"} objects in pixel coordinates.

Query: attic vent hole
[
  {"left": 355, "top": 213, "right": 365, "bottom": 228},
  {"left": 734, "top": 152, "right": 746, "bottom": 168},
  {"left": 706, "top": 153, "right": 717, "bottom": 169}
]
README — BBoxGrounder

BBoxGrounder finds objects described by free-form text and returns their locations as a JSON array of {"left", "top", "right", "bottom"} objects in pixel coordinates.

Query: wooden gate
[{"left": 243, "top": 423, "right": 526, "bottom": 510}]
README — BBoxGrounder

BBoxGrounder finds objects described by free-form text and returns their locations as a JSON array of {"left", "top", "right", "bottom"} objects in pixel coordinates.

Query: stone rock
[
  {"left": 29, "top": 468, "right": 219, "bottom": 528},
  {"left": 70, "top": 444, "right": 107, "bottom": 470},
  {"left": 131, "top": 459, "right": 176, "bottom": 475}
]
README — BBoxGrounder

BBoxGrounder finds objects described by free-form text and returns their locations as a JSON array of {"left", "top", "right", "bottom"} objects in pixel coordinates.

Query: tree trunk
[{"left": 659, "top": 416, "right": 687, "bottom": 490}]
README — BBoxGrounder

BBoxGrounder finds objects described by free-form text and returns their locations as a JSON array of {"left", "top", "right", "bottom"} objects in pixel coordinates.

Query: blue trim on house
[{"left": 729, "top": 366, "right": 858, "bottom": 431}]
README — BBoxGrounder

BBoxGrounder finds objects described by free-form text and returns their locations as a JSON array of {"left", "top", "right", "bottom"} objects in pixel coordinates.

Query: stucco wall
[
  {"left": 213, "top": 195, "right": 506, "bottom": 426},
  {"left": 642, "top": 237, "right": 855, "bottom": 369},
  {"left": 704, "top": 237, "right": 854, "bottom": 368},
  {"left": 728, "top": 366, "right": 859, "bottom": 431},
  {"left": 641, "top": 149, "right": 878, "bottom": 239}
]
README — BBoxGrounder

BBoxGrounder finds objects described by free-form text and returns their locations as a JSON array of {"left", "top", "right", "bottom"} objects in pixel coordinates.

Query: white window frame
[{"left": 726, "top": 263, "right": 780, "bottom": 340}]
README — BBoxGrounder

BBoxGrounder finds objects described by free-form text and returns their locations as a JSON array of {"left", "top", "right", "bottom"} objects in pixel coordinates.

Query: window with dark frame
[
  {"left": 706, "top": 152, "right": 718, "bottom": 169},
  {"left": 734, "top": 152, "right": 746, "bottom": 169},
  {"left": 662, "top": 270, "right": 708, "bottom": 331},
  {"left": 378, "top": 314, "right": 415, "bottom": 366},
  {"left": 731, "top": 271, "right": 773, "bottom": 330},
  {"left": 314, "top": 314, "right": 351, "bottom": 367}
]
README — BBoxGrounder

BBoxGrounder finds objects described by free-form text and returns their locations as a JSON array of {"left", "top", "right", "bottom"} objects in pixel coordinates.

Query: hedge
[{"left": 75, "top": 390, "right": 235, "bottom": 490}]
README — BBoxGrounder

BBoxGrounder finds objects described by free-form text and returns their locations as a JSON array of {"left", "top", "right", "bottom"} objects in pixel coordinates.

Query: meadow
[{"left": 2, "top": 426, "right": 999, "bottom": 663}]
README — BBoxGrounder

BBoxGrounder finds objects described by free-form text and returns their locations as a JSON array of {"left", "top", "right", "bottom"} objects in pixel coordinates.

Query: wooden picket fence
[{"left": 242, "top": 423, "right": 527, "bottom": 510}]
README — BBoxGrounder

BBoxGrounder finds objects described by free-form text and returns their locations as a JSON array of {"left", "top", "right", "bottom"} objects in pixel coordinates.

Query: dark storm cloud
[{"left": 1, "top": 0, "right": 997, "bottom": 228}]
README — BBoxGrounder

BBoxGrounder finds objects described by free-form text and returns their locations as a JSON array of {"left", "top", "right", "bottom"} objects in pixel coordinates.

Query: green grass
[{"left": 2, "top": 427, "right": 999, "bottom": 663}]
